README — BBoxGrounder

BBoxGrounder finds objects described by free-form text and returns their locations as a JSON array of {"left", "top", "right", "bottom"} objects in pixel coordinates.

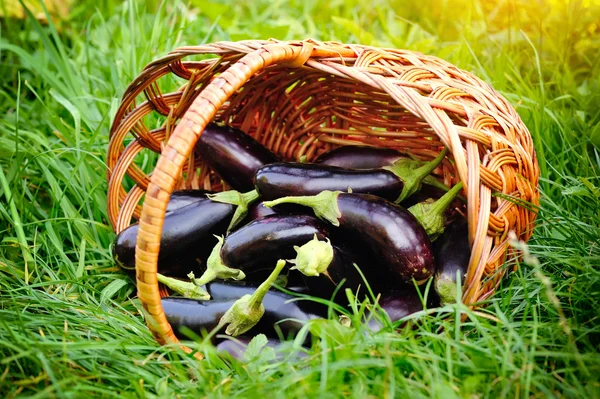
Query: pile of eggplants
[{"left": 112, "top": 123, "right": 471, "bottom": 355}]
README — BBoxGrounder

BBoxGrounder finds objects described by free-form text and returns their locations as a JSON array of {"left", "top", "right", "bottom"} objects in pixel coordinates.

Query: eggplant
[
  {"left": 194, "top": 123, "right": 280, "bottom": 191},
  {"left": 255, "top": 149, "right": 448, "bottom": 204},
  {"left": 314, "top": 145, "right": 405, "bottom": 169},
  {"left": 112, "top": 198, "right": 235, "bottom": 277},
  {"left": 263, "top": 191, "right": 436, "bottom": 283},
  {"left": 166, "top": 189, "right": 215, "bottom": 213},
  {"left": 219, "top": 215, "right": 330, "bottom": 276},
  {"left": 254, "top": 162, "right": 404, "bottom": 202},
  {"left": 433, "top": 218, "right": 470, "bottom": 304},
  {"left": 161, "top": 290, "right": 326, "bottom": 342}
]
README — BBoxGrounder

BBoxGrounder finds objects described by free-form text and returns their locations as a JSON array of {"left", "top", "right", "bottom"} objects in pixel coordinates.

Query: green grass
[{"left": 1, "top": 0, "right": 599, "bottom": 397}]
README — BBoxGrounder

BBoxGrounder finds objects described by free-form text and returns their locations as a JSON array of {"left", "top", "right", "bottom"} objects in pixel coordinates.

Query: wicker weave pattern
[{"left": 107, "top": 39, "right": 539, "bottom": 352}]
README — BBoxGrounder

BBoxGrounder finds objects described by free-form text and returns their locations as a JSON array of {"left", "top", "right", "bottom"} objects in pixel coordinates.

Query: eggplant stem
[
  {"left": 408, "top": 181, "right": 464, "bottom": 240},
  {"left": 156, "top": 273, "right": 211, "bottom": 300},
  {"left": 386, "top": 147, "right": 449, "bottom": 203},
  {"left": 430, "top": 181, "right": 464, "bottom": 216},
  {"left": 208, "top": 189, "right": 260, "bottom": 232},
  {"left": 422, "top": 175, "right": 467, "bottom": 203},
  {"left": 263, "top": 190, "right": 342, "bottom": 227},
  {"left": 248, "top": 259, "right": 287, "bottom": 308},
  {"left": 415, "top": 147, "right": 449, "bottom": 180},
  {"left": 219, "top": 259, "right": 287, "bottom": 336},
  {"left": 192, "top": 236, "right": 246, "bottom": 286}
]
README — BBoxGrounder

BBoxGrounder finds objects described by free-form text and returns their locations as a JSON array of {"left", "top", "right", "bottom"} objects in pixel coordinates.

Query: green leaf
[
  {"left": 100, "top": 278, "right": 128, "bottom": 303},
  {"left": 244, "top": 334, "right": 268, "bottom": 359}
]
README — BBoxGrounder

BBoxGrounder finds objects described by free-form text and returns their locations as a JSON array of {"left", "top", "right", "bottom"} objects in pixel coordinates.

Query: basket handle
[{"left": 133, "top": 41, "right": 315, "bottom": 358}]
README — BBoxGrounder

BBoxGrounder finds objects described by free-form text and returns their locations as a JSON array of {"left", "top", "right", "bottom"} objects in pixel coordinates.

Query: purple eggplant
[
  {"left": 166, "top": 189, "right": 215, "bottom": 213},
  {"left": 254, "top": 162, "right": 404, "bottom": 202},
  {"left": 194, "top": 123, "right": 280, "bottom": 191},
  {"left": 256, "top": 149, "right": 448, "bottom": 204},
  {"left": 433, "top": 218, "right": 470, "bottom": 304},
  {"left": 161, "top": 290, "right": 326, "bottom": 342},
  {"left": 157, "top": 214, "right": 333, "bottom": 291},
  {"left": 112, "top": 199, "right": 235, "bottom": 277},
  {"left": 219, "top": 214, "right": 331, "bottom": 275},
  {"left": 314, "top": 145, "right": 405, "bottom": 169},
  {"left": 263, "top": 191, "right": 436, "bottom": 284}
]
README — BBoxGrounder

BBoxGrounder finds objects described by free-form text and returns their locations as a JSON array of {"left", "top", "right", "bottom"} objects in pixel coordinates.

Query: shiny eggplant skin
[
  {"left": 241, "top": 201, "right": 312, "bottom": 228},
  {"left": 246, "top": 201, "right": 279, "bottom": 221},
  {"left": 254, "top": 162, "right": 404, "bottom": 201},
  {"left": 162, "top": 292, "right": 325, "bottom": 341},
  {"left": 433, "top": 218, "right": 470, "bottom": 303},
  {"left": 194, "top": 123, "right": 280, "bottom": 191},
  {"left": 205, "top": 281, "right": 310, "bottom": 300},
  {"left": 112, "top": 199, "right": 235, "bottom": 276},
  {"left": 333, "top": 193, "right": 435, "bottom": 283},
  {"left": 220, "top": 214, "right": 330, "bottom": 274},
  {"left": 314, "top": 146, "right": 404, "bottom": 169},
  {"left": 166, "top": 189, "right": 214, "bottom": 213}
]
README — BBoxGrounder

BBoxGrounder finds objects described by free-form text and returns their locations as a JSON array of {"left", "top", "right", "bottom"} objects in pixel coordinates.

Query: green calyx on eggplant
[
  {"left": 218, "top": 259, "right": 287, "bottom": 336},
  {"left": 381, "top": 147, "right": 449, "bottom": 203},
  {"left": 408, "top": 181, "right": 465, "bottom": 241},
  {"left": 433, "top": 218, "right": 471, "bottom": 304},
  {"left": 157, "top": 235, "right": 246, "bottom": 299},
  {"left": 288, "top": 234, "right": 334, "bottom": 277},
  {"left": 194, "top": 123, "right": 280, "bottom": 192},
  {"left": 207, "top": 189, "right": 260, "bottom": 233},
  {"left": 263, "top": 191, "right": 435, "bottom": 283},
  {"left": 157, "top": 273, "right": 210, "bottom": 300}
]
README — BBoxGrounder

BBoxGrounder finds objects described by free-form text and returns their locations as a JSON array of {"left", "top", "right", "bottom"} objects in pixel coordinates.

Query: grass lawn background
[{"left": 0, "top": 0, "right": 599, "bottom": 397}]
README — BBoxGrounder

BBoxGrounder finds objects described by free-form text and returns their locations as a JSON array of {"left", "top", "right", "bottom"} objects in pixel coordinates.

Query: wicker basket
[{"left": 107, "top": 39, "right": 540, "bottom": 358}]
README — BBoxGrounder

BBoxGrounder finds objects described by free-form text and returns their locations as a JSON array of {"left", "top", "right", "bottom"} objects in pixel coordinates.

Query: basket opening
[{"left": 110, "top": 62, "right": 467, "bottom": 229}]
